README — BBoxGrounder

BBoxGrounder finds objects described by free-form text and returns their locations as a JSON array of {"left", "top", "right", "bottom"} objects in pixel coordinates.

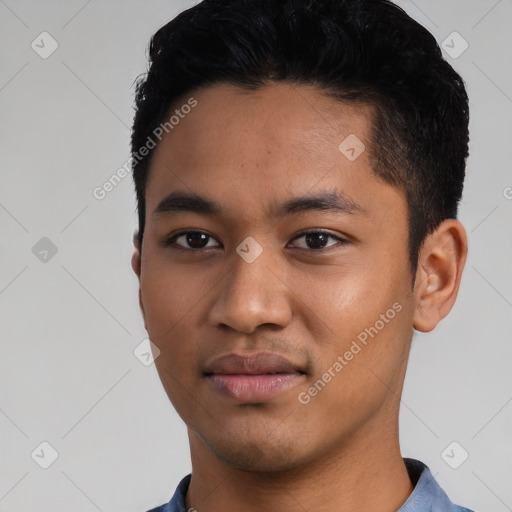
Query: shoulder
[
  {"left": 401, "top": 458, "right": 476, "bottom": 512},
  {"left": 143, "top": 473, "right": 192, "bottom": 512}
]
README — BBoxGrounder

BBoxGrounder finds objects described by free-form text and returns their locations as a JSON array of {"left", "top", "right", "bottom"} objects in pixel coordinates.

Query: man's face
[{"left": 135, "top": 83, "right": 417, "bottom": 471}]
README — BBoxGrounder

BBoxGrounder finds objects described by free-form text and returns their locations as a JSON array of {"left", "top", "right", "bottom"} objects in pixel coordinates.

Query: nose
[{"left": 207, "top": 244, "right": 293, "bottom": 334}]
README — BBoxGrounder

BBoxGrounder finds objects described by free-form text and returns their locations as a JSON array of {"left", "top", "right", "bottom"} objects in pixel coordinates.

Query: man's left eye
[{"left": 289, "top": 231, "right": 349, "bottom": 250}]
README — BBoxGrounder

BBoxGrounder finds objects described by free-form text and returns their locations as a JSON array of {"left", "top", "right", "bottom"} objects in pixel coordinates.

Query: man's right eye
[{"left": 163, "top": 230, "right": 221, "bottom": 251}]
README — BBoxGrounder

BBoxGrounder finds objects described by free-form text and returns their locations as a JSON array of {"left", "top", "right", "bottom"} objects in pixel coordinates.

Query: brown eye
[
  {"left": 164, "top": 230, "right": 220, "bottom": 250},
  {"left": 290, "top": 230, "right": 349, "bottom": 250}
]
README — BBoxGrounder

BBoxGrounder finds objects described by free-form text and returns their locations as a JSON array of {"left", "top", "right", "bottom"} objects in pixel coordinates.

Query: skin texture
[{"left": 131, "top": 83, "right": 467, "bottom": 512}]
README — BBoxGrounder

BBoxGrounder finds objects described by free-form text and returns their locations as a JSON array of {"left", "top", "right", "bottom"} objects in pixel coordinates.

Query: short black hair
[{"left": 131, "top": 0, "right": 469, "bottom": 275}]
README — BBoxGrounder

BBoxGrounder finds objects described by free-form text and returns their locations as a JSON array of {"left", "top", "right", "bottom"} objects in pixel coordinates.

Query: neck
[{"left": 185, "top": 416, "right": 413, "bottom": 512}]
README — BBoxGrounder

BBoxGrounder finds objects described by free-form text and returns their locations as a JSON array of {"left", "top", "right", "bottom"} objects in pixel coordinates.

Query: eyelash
[{"left": 162, "top": 229, "right": 350, "bottom": 253}]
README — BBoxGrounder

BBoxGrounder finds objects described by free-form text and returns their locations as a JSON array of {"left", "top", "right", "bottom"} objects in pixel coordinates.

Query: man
[{"left": 130, "top": 0, "right": 475, "bottom": 510}]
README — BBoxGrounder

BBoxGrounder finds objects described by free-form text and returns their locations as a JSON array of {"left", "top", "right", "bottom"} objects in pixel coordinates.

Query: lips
[
  {"left": 204, "top": 352, "right": 304, "bottom": 375},
  {"left": 204, "top": 352, "right": 306, "bottom": 403}
]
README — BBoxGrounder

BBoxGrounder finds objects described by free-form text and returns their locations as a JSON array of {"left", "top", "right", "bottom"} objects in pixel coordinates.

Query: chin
[{"left": 198, "top": 432, "right": 310, "bottom": 473}]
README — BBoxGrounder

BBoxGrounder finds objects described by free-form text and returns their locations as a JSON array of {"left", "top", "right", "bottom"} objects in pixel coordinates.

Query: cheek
[
  {"left": 140, "top": 257, "right": 211, "bottom": 339},
  {"left": 291, "top": 254, "right": 408, "bottom": 335},
  {"left": 292, "top": 258, "right": 413, "bottom": 400},
  {"left": 296, "top": 303, "right": 413, "bottom": 437},
  {"left": 140, "top": 263, "right": 208, "bottom": 393},
  {"left": 141, "top": 264, "right": 208, "bottom": 418}
]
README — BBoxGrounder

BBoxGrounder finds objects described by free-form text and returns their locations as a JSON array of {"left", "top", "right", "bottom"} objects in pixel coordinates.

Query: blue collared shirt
[{"left": 145, "top": 458, "right": 475, "bottom": 512}]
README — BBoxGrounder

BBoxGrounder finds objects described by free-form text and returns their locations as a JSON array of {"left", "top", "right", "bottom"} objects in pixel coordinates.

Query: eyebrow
[{"left": 153, "top": 189, "right": 367, "bottom": 219}]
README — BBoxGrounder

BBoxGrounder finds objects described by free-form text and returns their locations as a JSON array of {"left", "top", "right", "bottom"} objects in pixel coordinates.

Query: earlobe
[{"left": 412, "top": 219, "right": 468, "bottom": 332}]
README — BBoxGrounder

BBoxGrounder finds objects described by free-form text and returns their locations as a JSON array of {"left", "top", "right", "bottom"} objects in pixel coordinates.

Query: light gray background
[{"left": 0, "top": 1, "right": 511, "bottom": 511}]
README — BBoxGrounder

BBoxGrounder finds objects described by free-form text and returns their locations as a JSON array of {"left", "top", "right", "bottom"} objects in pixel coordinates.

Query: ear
[
  {"left": 413, "top": 219, "right": 468, "bottom": 332},
  {"left": 131, "top": 231, "right": 146, "bottom": 328}
]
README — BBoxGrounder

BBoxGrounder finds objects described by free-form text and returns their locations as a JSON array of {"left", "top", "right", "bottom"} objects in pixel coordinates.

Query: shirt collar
[
  {"left": 158, "top": 458, "right": 468, "bottom": 512},
  {"left": 398, "top": 458, "right": 470, "bottom": 511}
]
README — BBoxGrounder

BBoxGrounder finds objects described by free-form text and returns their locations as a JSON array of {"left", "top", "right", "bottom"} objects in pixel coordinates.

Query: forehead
[
  {"left": 144, "top": 82, "right": 405, "bottom": 225},
  {"left": 150, "top": 82, "right": 374, "bottom": 169}
]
